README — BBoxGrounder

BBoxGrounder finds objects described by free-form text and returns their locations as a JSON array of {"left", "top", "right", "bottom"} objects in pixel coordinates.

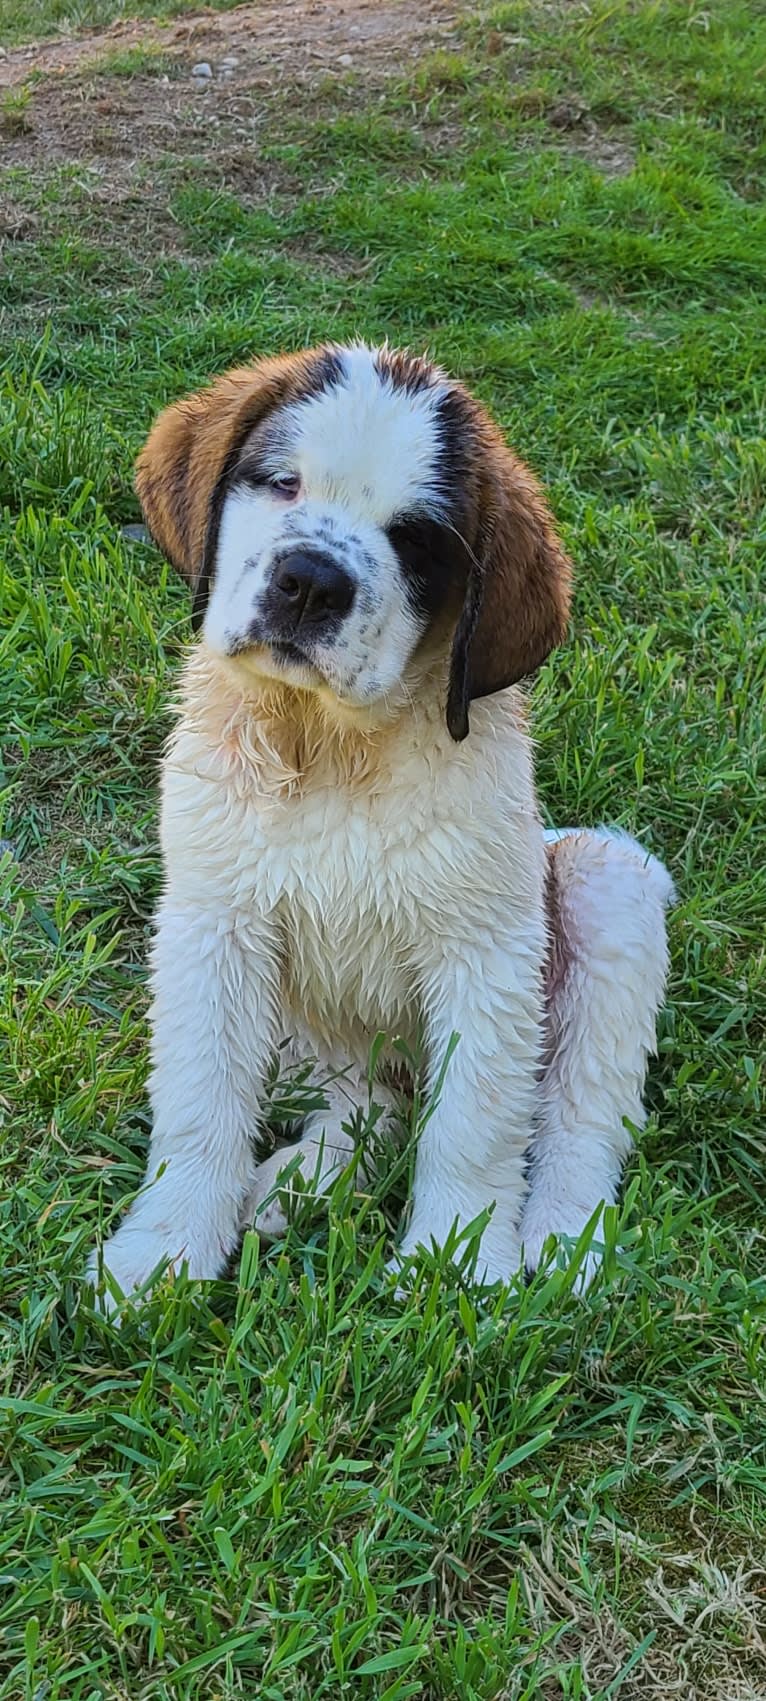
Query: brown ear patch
[
  {"left": 133, "top": 348, "right": 340, "bottom": 620},
  {"left": 447, "top": 409, "right": 572, "bottom": 740}
]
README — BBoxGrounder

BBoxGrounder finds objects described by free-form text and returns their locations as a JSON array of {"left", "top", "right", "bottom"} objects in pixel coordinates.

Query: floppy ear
[
  {"left": 446, "top": 430, "right": 572, "bottom": 741},
  {"left": 134, "top": 353, "right": 310, "bottom": 630}
]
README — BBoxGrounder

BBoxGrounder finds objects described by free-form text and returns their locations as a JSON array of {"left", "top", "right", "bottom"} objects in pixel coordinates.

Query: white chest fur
[{"left": 160, "top": 654, "right": 544, "bottom": 1062}]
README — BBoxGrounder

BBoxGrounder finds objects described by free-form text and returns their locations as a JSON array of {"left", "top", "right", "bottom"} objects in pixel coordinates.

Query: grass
[
  {"left": 0, "top": 87, "right": 33, "bottom": 133},
  {"left": 1, "top": 0, "right": 766, "bottom": 1695}
]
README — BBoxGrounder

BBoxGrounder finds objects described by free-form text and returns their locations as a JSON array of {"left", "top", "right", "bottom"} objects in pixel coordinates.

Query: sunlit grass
[{"left": 1, "top": 1, "right": 765, "bottom": 1695}]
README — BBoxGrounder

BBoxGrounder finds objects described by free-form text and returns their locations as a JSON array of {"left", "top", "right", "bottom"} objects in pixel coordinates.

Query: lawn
[{"left": 1, "top": 0, "right": 765, "bottom": 1695}]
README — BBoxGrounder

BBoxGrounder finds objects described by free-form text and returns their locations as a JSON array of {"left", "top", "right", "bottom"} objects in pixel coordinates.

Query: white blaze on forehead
[{"left": 274, "top": 345, "right": 448, "bottom": 523}]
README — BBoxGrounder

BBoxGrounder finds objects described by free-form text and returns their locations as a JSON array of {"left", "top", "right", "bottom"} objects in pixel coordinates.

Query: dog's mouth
[
  {"left": 228, "top": 628, "right": 318, "bottom": 672},
  {"left": 228, "top": 631, "right": 328, "bottom": 689}
]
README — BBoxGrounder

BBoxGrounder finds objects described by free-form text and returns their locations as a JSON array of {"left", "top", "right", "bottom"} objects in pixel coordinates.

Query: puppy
[{"left": 88, "top": 342, "right": 673, "bottom": 1306}]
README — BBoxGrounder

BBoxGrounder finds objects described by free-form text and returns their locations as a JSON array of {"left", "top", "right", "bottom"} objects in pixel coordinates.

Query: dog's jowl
[{"left": 88, "top": 342, "right": 673, "bottom": 1307}]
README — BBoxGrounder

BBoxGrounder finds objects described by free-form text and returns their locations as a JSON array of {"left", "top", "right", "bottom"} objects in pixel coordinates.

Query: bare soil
[
  {"left": 1, "top": 0, "right": 459, "bottom": 85},
  {"left": 0, "top": 0, "right": 462, "bottom": 268}
]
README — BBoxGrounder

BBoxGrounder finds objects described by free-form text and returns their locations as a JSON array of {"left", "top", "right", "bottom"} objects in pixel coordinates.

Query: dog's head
[{"left": 136, "top": 342, "right": 571, "bottom": 738}]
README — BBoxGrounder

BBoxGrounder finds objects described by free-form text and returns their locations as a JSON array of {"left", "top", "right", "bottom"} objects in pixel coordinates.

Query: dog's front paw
[
  {"left": 521, "top": 1200, "right": 606, "bottom": 1293},
  {"left": 390, "top": 1217, "right": 520, "bottom": 1290},
  {"left": 86, "top": 1220, "right": 215, "bottom": 1313}
]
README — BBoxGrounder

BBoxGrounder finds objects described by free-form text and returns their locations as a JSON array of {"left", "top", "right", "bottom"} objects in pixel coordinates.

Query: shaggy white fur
[{"left": 87, "top": 344, "right": 674, "bottom": 1309}]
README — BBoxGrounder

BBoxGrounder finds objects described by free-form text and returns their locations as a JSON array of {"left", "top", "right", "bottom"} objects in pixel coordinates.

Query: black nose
[{"left": 271, "top": 551, "right": 355, "bottom": 629}]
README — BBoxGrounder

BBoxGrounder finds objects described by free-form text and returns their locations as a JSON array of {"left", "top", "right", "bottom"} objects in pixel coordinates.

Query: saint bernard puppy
[{"left": 88, "top": 342, "right": 673, "bottom": 1308}]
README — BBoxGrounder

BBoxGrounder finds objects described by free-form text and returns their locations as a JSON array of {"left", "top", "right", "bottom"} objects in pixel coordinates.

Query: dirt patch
[
  {"left": 0, "top": 67, "right": 291, "bottom": 184},
  {"left": 0, "top": 0, "right": 458, "bottom": 259},
  {"left": 565, "top": 124, "right": 635, "bottom": 178},
  {"left": 0, "top": 0, "right": 458, "bottom": 90},
  {"left": 545, "top": 97, "right": 635, "bottom": 177}
]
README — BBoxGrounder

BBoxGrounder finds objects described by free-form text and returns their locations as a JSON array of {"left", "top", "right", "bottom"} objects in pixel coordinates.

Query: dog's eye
[{"left": 269, "top": 474, "right": 301, "bottom": 500}]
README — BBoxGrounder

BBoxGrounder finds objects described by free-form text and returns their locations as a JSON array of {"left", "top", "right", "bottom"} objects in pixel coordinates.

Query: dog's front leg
[
  {"left": 397, "top": 923, "right": 544, "bottom": 1284},
  {"left": 88, "top": 901, "right": 281, "bottom": 1307}
]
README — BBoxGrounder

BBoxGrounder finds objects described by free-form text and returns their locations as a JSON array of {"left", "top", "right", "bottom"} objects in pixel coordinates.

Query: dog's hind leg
[
  {"left": 521, "top": 828, "right": 674, "bottom": 1287},
  {"left": 244, "top": 1052, "right": 399, "bottom": 1240}
]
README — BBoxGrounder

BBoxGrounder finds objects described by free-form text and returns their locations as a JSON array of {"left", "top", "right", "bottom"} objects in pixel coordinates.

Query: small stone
[
  {"left": 121, "top": 523, "right": 149, "bottom": 544},
  {"left": 219, "top": 53, "right": 239, "bottom": 68},
  {"left": 337, "top": 52, "right": 353, "bottom": 66},
  {"left": 191, "top": 60, "right": 212, "bottom": 78}
]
